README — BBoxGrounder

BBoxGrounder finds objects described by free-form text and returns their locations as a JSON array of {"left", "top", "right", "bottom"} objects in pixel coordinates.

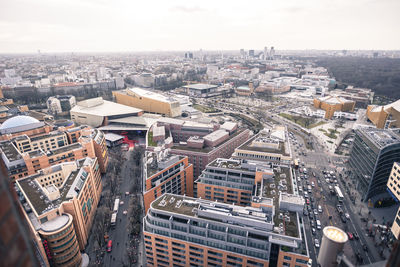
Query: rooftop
[
  {"left": 182, "top": 83, "right": 218, "bottom": 90},
  {"left": 71, "top": 97, "right": 142, "bottom": 117},
  {"left": 203, "top": 129, "right": 228, "bottom": 142},
  {"left": 126, "top": 87, "right": 178, "bottom": 104},
  {"left": 152, "top": 194, "right": 274, "bottom": 227},
  {"left": 237, "top": 132, "right": 289, "bottom": 156},
  {"left": 17, "top": 158, "right": 93, "bottom": 216},
  {"left": 0, "top": 141, "right": 22, "bottom": 162},
  {"left": 360, "top": 128, "right": 400, "bottom": 148}
]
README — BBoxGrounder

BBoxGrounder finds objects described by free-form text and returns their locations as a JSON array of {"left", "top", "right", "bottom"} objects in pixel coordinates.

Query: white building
[{"left": 47, "top": 95, "right": 76, "bottom": 115}]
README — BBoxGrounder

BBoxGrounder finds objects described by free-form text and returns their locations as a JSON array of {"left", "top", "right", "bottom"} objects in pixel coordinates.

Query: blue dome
[{"left": 0, "top": 115, "right": 40, "bottom": 130}]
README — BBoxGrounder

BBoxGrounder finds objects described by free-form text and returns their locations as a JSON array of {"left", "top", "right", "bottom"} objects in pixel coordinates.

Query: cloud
[
  {"left": 171, "top": 5, "right": 206, "bottom": 13},
  {"left": 282, "top": 6, "right": 304, "bottom": 13}
]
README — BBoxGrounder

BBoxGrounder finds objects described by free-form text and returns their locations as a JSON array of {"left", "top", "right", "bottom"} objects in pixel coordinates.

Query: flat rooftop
[
  {"left": 126, "top": 87, "right": 178, "bottom": 104},
  {"left": 360, "top": 128, "right": 400, "bottom": 148},
  {"left": 0, "top": 141, "right": 22, "bottom": 162},
  {"left": 17, "top": 158, "right": 93, "bottom": 216},
  {"left": 172, "top": 129, "right": 244, "bottom": 153},
  {"left": 237, "top": 133, "right": 289, "bottom": 156},
  {"left": 182, "top": 84, "right": 218, "bottom": 90},
  {"left": 152, "top": 194, "right": 273, "bottom": 226}
]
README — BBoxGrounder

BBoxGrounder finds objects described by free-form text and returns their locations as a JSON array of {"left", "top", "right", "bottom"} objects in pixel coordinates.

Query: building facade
[
  {"left": 313, "top": 96, "right": 355, "bottom": 119},
  {"left": 47, "top": 95, "right": 76, "bottom": 115},
  {"left": 15, "top": 157, "right": 102, "bottom": 266},
  {"left": 387, "top": 162, "right": 400, "bottom": 239},
  {"left": 144, "top": 194, "right": 309, "bottom": 267},
  {"left": 348, "top": 128, "right": 400, "bottom": 201},
  {"left": 367, "top": 99, "right": 400, "bottom": 129},
  {"left": 113, "top": 87, "right": 181, "bottom": 117},
  {"left": 143, "top": 151, "right": 194, "bottom": 212}
]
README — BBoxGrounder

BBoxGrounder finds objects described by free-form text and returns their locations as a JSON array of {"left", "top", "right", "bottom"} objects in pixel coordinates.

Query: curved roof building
[{"left": 0, "top": 115, "right": 45, "bottom": 135}]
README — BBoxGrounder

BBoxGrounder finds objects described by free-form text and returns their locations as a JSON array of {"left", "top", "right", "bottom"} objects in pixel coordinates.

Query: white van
[
  {"left": 318, "top": 205, "right": 322, "bottom": 213},
  {"left": 316, "top": 220, "right": 321, "bottom": 230}
]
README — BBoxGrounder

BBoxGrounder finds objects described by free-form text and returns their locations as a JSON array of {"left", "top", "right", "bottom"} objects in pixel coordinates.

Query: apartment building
[
  {"left": 144, "top": 193, "right": 309, "bottom": 267},
  {"left": 387, "top": 162, "right": 400, "bottom": 239},
  {"left": 232, "top": 126, "right": 292, "bottom": 167},
  {"left": 15, "top": 157, "right": 102, "bottom": 266},
  {"left": 143, "top": 150, "right": 194, "bottom": 212},
  {"left": 0, "top": 124, "right": 108, "bottom": 181},
  {"left": 349, "top": 128, "right": 400, "bottom": 201}
]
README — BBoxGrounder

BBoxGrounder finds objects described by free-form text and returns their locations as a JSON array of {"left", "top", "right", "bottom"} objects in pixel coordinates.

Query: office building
[
  {"left": 15, "top": 157, "right": 101, "bottom": 266},
  {"left": 387, "top": 162, "right": 400, "bottom": 239},
  {"left": 143, "top": 193, "right": 309, "bottom": 267},
  {"left": 348, "top": 128, "right": 400, "bottom": 201},
  {"left": 171, "top": 128, "right": 251, "bottom": 178},
  {"left": 249, "top": 49, "right": 255, "bottom": 57},
  {"left": 143, "top": 150, "right": 194, "bottom": 212},
  {"left": 313, "top": 96, "right": 355, "bottom": 119},
  {"left": 47, "top": 95, "right": 76, "bottom": 115},
  {"left": 317, "top": 226, "right": 348, "bottom": 267},
  {"left": 113, "top": 87, "right": 181, "bottom": 117},
  {"left": 70, "top": 97, "right": 143, "bottom": 127},
  {"left": 367, "top": 99, "right": 400, "bottom": 129},
  {"left": 0, "top": 165, "right": 41, "bottom": 266},
  {"left": 232, "top": 126, "right": 292, "bottom": 166}
]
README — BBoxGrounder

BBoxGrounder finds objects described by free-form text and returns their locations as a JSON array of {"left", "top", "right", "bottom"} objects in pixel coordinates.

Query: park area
[{"left": 279, "top": 113, "right": 326, "bottom": 129}]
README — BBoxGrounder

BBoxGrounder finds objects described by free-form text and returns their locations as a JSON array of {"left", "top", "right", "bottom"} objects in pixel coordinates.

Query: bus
[
  {"left": 334, "top": 186, "right": 344, "bottom": 203},
  {"left": 110, "top": 212, "right": 117, "bottom": 228},
  {"left": 294, "top": 158, "right": 299, "bottom": 169},
  {"left": 113, "top": 198, "right": 120, "bottom": 214}
]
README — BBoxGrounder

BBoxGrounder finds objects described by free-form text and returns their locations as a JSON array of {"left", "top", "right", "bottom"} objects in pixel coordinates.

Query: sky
[{"left": 0, "top": 0, "right": 399, "bottom": 53}]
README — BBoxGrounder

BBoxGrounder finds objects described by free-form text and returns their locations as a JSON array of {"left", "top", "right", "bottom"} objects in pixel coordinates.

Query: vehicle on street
[
  {"left": 341, "top": 215, "right": 347, "bottom": 223},
  {"left": 311, "top": 182, "right": 315, "bottom": 187},
  {"left": 107, "top": 240, "right": 113, "bottom": 252},
  {"left": 303, "top": 209, "right": 309, "bottom": 216},
  {"left": 318, "top": 205, "right": 322, "bottom": 213},
  {"left": 314, "top": 239, "right": 320, "bottom": 248},
  {"left": 125, "top": 191, "right": 130, "bottom": 196},
  {"left": 110, "top": 213, "right": 117, "bottom": 228},
  {"left": 313, "top": 209, "right": 318, "bottom": 215},
  {"left": 336, "top": 205, "right": 343, "bottom": 214},
  {"left": 123, "top": 210, "right": 128, "bottom": 215},
  {"left": 345, "top": 213, "right": 350, "bottom": 219},
  {"left": 335, "top": 186, "right": 344, "bottom": 203},
  {"left": 363, "top": 244, "right": 368, "bottom": 252},
  {"left": 354, "top": 233, "right": 360, "bottom": 240},
  {"left": 347, "top": 232, "right": 354, "bottom": 240},
  {"left": 306, "top": 199, "right": 310, "bottom": 205},
  {"left": 316, "top": 220, "right": 321, "bottom": 230},
  {"left": 312, "top": 228, "right": 316, "bottom": 235},
  {"left": 120, "top": 201, "right": 124, "bottom": 205}
]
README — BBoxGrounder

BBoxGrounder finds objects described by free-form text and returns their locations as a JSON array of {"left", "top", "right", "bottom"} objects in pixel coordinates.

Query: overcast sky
[{"left": 0, "top": 0, "right": 399, "bottom": 53}]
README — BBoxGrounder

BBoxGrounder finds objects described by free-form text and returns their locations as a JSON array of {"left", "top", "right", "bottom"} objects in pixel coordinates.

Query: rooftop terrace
[{"left": 237, "top": 131, "right": 289, "bottom": 156}]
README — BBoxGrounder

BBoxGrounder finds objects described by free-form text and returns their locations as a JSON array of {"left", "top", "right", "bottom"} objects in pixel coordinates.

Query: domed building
[{"left": 0, "top": 115, "right": 51, "bottom": 140}]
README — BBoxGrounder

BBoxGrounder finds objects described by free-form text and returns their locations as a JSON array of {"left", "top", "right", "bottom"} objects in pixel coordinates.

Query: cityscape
[{"left": 1, "top": 1, "right": 400, "bottom": 267}]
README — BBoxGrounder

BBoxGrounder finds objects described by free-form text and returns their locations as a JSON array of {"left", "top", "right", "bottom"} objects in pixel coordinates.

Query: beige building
[
  {"left": 232, "top": 126, "right": 292, "bottom": 166},
  {"left": 16, "top": 157, "right": 102, "bottom": 266},
  {"left": 70, "top": 97, "right": 143, "bottom": 127},
  {"left": 113, "top": 87, "right": 181, "bottom": 117},
  {"left": 367, "top": 99, "right": 400, "bottom": 129},
  {"left": 387, "top": 162, "right": 400, "bottom": 239},
  {"left": 313, "top": 95, "right": 355, "bottom": 119}
]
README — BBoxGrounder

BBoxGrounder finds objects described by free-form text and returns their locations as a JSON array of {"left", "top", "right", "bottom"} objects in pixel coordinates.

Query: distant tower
[
  {"left": 249, "top": 50, "right": 255, "bottom": 57},
  {"left": 318, "top": 226, "right": 348, "bottom": 267},
  {"left": 270, "top": 46, "right": 275, "bottom": 60},
  {"left": 240, "top": 49, "right": 245, "bottom": 58},
  {"left": 263, "top": 47, "right": 268, "bottom": 60}
]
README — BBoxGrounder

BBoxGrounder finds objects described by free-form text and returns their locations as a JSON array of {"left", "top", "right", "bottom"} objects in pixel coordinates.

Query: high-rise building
[
  {"left": 387, "top": 162, "right": 400, "bottom": 239},
  {"left": 348, "top": 128, "right": 400, "bottom": 201},
  {"left": 317, "top": 226, "right": 348, "bottom": 267},
  {"left": 270, "top": 47, "right": 275, "bottom": 59},
  {"left": 249, "top": 50, "right": 255, "bottom": 57},
  {"left": 143, "top": 150, "right": 194, "bottom": 212},
  {"left": 0, "top": 164, "right": 41, "bottom": 266},
  {"left": 15, "top": 157, "right": 102, "bottom": 266},
  {"left": 144, "top": 193, "right": 309, "bottom": 267},
  {"left": 263, "top": 47, "right": 268, "bottom": 60}
]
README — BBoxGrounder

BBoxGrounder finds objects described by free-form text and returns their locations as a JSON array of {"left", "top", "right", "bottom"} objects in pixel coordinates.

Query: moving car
[
  {"left": 345, "top": 213, "right": 350, "bottom": 219},
  {"left": 347, "top": 232, "right": 354, "bottom": 240},
  {"left": 314, "top": 239, "right": 320, "bottom": 248},
  {"left": 318, "top": 205, "right": 323, "bottom": 213},
  {"left": 312, "top": 228, "right": 316, "bottom": 235},
  {"left": 107, "top": 240, "right": 113, "bottom": 252}
]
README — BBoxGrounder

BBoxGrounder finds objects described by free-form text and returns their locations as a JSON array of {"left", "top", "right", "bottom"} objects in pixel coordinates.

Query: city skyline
[{"left": 0, "top": 0, "right": 399, "bottom": 53}]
